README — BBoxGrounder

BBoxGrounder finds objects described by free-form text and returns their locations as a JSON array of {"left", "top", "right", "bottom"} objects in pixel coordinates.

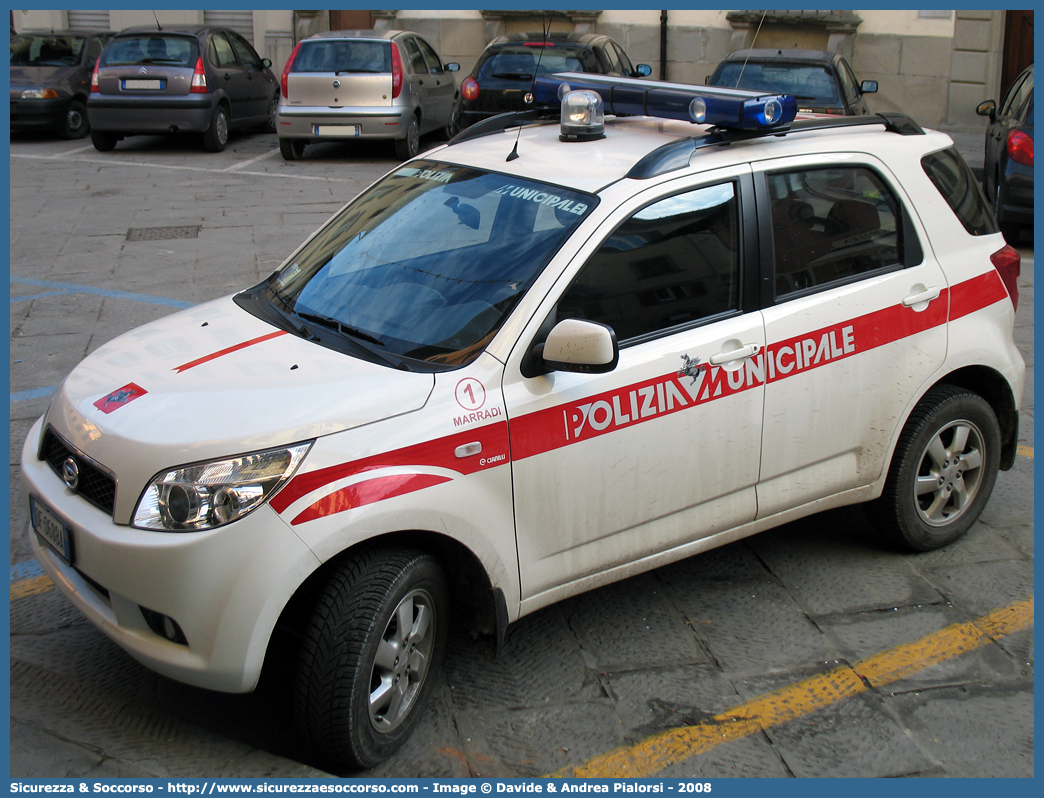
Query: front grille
[{"left": 40, "top": 427, "right": 117, "bottom": 516}]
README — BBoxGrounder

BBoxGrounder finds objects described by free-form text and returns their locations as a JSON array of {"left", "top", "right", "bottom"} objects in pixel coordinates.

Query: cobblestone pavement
[{"left": 8, "top": 127, "right": 1034, "bottom": 779}]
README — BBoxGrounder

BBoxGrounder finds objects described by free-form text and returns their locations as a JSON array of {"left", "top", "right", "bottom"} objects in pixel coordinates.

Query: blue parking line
[
  {"left": 11, "top": 386, "right": 56, "bottom": 403},
  {"left": 11, "top": 290, "right": 74, "bottom": 303},
  {"left": 11, "top": 560, "right": 44, "bottom": 582},
  {"left": 11, "top": 276, "right": 196, "bottom": 309}
]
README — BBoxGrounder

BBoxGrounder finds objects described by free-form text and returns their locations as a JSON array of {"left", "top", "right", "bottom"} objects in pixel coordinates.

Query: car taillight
[
  {"left": 281, "top": 41, "right": 301, "bottom": 99},
  {"left": 990, "top": 244, "right": 1021, "bottom": 310},
  {"left": 90, "top": 56, "right": 101, "bottom": 92},
  {"left": 1007, "top": 130, "right": 1034, "bottom": 166},
  {"left": 390, "top": 42, "right": 403, "bottom": 99},
  {"left": 461, "top": 77, "right": 480, "bottom": 102},
  {"left": 190, "top": 57, "right": 208, "bottom": 93}
]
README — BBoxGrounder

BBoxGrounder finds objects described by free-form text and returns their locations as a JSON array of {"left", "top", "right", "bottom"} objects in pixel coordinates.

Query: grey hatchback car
[
  {"left": 277, "top": 29, "right": 459, "bottom": 161},
  {"left": 87, "top": 25, "right": 279, "bottom": 152}
]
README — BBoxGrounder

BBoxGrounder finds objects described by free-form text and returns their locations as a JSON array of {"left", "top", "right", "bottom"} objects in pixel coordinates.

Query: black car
[
  {"left": 10, "top": 30, "right": 112, "bottom": 138},
  {"left": 456, "top": 32, "right": 651, "bottom": 129},
  {"left": 708, "top": 49, "right": 878, "bottom": 116},
  {"left": 86, "top": 25, "right": 279, "bottom": 152},
  {"left": 977, "top": 64, "right": 1034, "bottom": 244}
]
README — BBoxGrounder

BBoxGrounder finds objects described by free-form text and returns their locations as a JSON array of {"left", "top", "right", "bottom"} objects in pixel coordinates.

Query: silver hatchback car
[{"left": 276, "top": 29, "right": 459, "bottom": 161}]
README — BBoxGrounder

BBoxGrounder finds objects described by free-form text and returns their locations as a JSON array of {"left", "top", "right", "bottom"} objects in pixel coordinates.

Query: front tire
[
  {"left": 60, "top": 99, "right": 89, "bottom": 139},
  {"left": 262, "top": 93, "right": 279, "bottom": 134},
  {"left": 870, "top": 385, "right": 1001, "bottom": 551},
  {"left": 202, "top": 105, "right": 230, "bottom": 152},
  {"left": 394, "top": 114, "right": 420, "bottom": 160},
  {"left": 294, "top": 548, "right": 449, "bottom": 769}
]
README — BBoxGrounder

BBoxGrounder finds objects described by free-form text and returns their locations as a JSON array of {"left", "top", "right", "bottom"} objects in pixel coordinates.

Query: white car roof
[{"left": 432, "top": 113, "right": 955, "bottom": 195}]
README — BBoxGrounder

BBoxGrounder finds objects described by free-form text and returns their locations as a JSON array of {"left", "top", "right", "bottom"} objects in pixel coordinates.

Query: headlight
[
  {"left": 20, "top": 89, "right": 60, "bottom": 99},
  {"left": 133, "top": 442, "right": 312, "bottom": 531}
]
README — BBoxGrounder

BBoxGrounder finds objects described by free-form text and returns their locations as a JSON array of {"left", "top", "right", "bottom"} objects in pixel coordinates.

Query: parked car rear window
[
  {"left": 100, "top": 35, "right": 198, "bottom": 67},
  {"left": 714, "top": 62, "right": 839, "bottom": 104},
  {"left": 292, "top": 40, "right": 390, "bottom": 73},
  {"left": 479, "top": 47, "right": 586, "bottom": 79},
  {"left": 11, "top": 34, "right": 85, "bottom": 66},
  {"left": 921, "top": 147, "right": 998, "bottom": 237}
]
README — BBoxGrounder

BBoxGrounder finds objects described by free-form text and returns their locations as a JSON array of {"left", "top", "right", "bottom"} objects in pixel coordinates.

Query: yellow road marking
[
  {"left": 10, "top": 573, "right": 55, "bottom": 600},
  {"left": 556, "top": 597, "right": 1033, "bottom": 778},
  {"left": 1016, "top": 444, "right": 1033, "bottom": 458}
]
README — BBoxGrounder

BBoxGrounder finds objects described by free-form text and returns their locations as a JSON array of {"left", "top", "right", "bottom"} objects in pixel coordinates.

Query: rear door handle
[
  {"left": 902, "top": 287, "right": 942, "bottom": 307},
  {"left": 709, "top": 343, "right": 760, "bottom": 365}
]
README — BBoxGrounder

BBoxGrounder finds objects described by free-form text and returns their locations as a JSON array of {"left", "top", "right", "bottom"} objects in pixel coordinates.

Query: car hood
[{"left": 44, "top": 296, "right": 435, "bottom": 520}]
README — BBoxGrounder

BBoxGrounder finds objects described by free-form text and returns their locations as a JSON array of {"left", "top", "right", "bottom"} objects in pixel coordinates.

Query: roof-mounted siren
[{"left": 533, "top": 73, "right": 798, "bottom": 138}]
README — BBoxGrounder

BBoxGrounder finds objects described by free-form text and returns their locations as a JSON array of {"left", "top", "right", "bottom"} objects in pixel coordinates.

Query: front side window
[
  {"left": 921, "top": 148, "right": 998, "bottom": 237},
  {"left": 556, "top": 182, "right": 740, "bottom": 343},
  {"left": 238, "top": 161, "right": 595, "bottom": 369},
  {"left": 228, "top": 32, "right": 261, "bottom": 68},
  {"left": 769, "top": 166, "right": 917, "bottom": 299},
  {"left": 415, "top": 38, "right": 443, "bottom": 73}
]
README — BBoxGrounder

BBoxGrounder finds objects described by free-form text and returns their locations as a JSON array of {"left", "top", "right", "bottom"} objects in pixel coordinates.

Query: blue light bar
[{"left": 532, "top": 73, "right": 798, "bottom": 132}]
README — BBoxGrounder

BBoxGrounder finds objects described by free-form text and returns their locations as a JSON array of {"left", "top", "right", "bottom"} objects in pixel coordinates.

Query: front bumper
[
  {"left": 10, "top": 97, "right": 69, "bottom": 131},
  {"left": 87, "top": 95, "right": 216, "bottom": 135},
  {"left": 21, "top": 418, "right": 321, "bottom": 693},
  {"left": 277, "top": 105, "right": 411, "bottom": 141}
]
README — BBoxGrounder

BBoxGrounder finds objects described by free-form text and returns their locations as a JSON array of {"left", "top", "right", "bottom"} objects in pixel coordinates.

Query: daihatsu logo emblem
[{"left": 62, "top": 458, "right": 80, "bottom": 490}]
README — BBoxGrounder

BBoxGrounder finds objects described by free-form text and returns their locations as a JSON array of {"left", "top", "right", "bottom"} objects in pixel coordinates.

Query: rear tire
[
  {"left": 202, "top": 105, "right": 230, "bottom": 152},
  {"left": 279, "top": 137, "right": 306, "bottom": 161},
  {"left": 869, "top": 385, "right": 1001, "bottom": 551},
  {"left": 394, "top": 115, "right": 420, "bottom": 160},
  {"left": 294, "top": 547, "right": 449, "bottom": 769},
  {"left": 90, "top": 129, "right": 117, "bottom": 152}
]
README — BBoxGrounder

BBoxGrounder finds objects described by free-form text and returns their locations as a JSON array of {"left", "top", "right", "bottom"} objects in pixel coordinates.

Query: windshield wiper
[{"left": 298, "top": 311, "right": 385, "bottom": 346}]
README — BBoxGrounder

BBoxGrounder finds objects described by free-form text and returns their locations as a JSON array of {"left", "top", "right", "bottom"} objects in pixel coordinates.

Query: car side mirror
[
  {"left": 976, "top": 99, "right": 997, "bottom": 122},
  {"left": 261, "top": 57, "right": 272, "bottom": 69},
  {"left": 446, "top": 62, "right": 460, "bottom": 72},
  {"left": 526, "top": 319, "right": 619, "bottom": 377},
  {"left": 860, "top": 80, "right": 878, "bottom": 94},
  {"left": 635, "top": 63, "right": 652, "bottom": 78}
]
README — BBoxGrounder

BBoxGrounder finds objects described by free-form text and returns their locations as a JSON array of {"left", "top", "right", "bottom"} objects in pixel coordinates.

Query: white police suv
[{"left": 22, "top": 74, "right": 1024, "bottom": 768}]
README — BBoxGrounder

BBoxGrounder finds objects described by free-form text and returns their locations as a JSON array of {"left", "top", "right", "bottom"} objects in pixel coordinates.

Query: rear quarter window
[{"left": 921, "top": 147, "right": 998, "bottom": 236}]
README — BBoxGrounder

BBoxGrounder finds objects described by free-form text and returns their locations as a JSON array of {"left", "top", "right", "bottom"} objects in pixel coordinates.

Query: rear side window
[
  {"left": 291, "top": 40, "right": 390, "bottom": 73},
  {"left": 921, "top": 148, "right": 998, "bottom": 237},
  {"left": 768, "top": 166, "right": 920, "bottom": 299},
  {"left": 557, "top": 182, "right": 741, "bottom": 343},
  {"left": 101, "top": 35, "right": 198, "bottom": 67}
]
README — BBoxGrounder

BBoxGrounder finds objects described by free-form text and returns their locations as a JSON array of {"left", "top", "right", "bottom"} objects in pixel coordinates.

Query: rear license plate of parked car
[
  {"left": 122, "top": 79, "right": 164, "bottom": 90},
  {"left": 314, "top": 125, "right": 361, "bottom": 137},
  {"left": 30, "top": 495, "right": 73, "bottom": 564}
]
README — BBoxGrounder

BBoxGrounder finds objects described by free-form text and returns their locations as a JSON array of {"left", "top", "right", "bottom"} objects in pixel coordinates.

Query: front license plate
[
  {"left": 30, "top": 495, "right": 73, "bottom": 565},
  {"left": 314, "top": 125, "right": 361, "bottom": 137},
  {"left": 122, "top": 79, "right": 164, "bottom": 90}
]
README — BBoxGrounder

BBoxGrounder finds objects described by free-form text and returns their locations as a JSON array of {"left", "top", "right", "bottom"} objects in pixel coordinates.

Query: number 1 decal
[{"left": 455, "top": 378, "right": 486, "bottom": 411}]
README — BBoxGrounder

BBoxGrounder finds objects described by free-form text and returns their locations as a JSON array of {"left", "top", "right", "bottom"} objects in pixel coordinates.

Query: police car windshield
[{"left": 260, "top": 161, "right": 595, "bottom": 369}]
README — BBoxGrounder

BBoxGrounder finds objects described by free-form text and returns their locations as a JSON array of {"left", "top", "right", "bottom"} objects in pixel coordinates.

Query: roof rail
[
  {"left": 625, "top": 112, "right": 926, "bottom": 180},
  {"left": 447, "top": 110, "right": 553, "bottom": 147}
]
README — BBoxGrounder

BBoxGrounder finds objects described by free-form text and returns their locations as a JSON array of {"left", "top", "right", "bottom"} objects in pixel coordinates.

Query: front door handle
[
  {"left": 902, "top": 287, "right": 942, "bottom": 307},
  {"left": 709, "top": 343, "right": 760, "bottom": 365}
]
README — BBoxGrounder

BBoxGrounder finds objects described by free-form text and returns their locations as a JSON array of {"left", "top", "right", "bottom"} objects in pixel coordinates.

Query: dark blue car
[{"left": 977, "top": 63, "right": 1034, "bottom": 244}]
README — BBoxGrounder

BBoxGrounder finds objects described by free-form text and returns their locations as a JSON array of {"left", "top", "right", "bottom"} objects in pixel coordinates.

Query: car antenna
[
  {"left": 733, "top": 10, "right": 767, "bottom": 88},
  {"left": 152, "top": 10, "right": 162, "bottom": 31},
  {"left": 507, "top": 11, "right": 551, "bottom": 161}
]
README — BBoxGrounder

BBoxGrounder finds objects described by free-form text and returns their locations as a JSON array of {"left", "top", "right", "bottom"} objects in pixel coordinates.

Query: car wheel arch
[{"left": 271, "top": 528, "right": 505, "bottom": 661}]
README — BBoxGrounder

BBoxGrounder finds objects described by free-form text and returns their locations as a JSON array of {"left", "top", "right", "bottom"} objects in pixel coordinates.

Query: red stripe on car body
[{"left": 174, "top": 331, "right": 289, "bottom": 373}]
